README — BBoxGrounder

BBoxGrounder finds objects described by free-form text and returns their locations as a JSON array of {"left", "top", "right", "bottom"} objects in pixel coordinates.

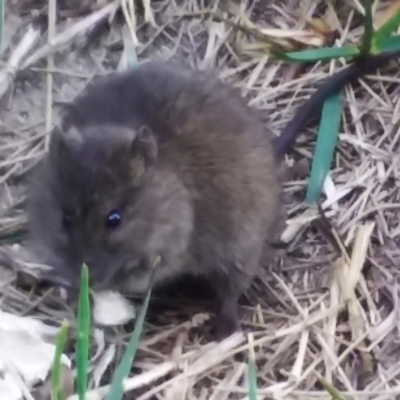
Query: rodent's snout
[
  {"left": 83, "top": 254, "right": 130, "bottom": 291},
  {"left": 84, "top": 252, "right": 148, "bottom": 293}
]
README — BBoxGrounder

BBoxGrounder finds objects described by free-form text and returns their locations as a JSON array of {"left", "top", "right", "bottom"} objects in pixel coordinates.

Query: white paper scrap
[
  {"left": 0, "top": 308, "right": 71, "bottom": 399},
  {"left": 92, "top": 291, "right": 136, "bottom": 326}
]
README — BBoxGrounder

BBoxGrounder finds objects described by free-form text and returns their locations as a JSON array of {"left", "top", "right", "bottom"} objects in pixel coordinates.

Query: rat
[{"left": 26, "top": 51, "right": 399, "bottom": 340}]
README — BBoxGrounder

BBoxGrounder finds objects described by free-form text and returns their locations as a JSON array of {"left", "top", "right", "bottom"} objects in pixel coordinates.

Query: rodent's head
[{"left": 27, "top": 123, "right": 191, "bottom": 293}]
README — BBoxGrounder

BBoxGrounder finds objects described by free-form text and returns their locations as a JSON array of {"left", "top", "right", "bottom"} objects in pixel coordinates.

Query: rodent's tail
[{"left": 273, "top": 50, "right": 400, "bottom": 160}]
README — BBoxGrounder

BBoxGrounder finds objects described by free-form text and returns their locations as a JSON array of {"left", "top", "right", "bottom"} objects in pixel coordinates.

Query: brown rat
[
  {"left": 27, "top": 52, "right": 400, "bottom": 340},
  {"left": 27, "top": 60, "right": 280, "bottom": 339}
]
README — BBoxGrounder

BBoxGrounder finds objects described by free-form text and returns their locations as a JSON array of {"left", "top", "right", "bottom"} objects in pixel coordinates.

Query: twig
[
  {"left": 0, "top": 25, "right": 41, "bottom": 100},
  {"left": 45, "top": 0, "right": 57, "bottom": 150},
  {"left": 21, "top": 2, "right": 118, "bottom": 70}
]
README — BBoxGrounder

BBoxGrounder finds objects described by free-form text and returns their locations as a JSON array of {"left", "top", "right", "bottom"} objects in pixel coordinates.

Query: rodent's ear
[
  {"left": 134, "top": 125, "right": 158, "bottom": 166},
  {"left": 49, "top": 125, "right": 83, "bottom": 156}
]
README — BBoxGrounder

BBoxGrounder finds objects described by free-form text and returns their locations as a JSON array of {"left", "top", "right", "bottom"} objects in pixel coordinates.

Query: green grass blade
[
  {"left": 105, "top": 265, "right": 156, "bottom": 400},
  {"left": 360, "top": 0, "right": 374, "bottom": 55},
  {"left": 276, "top": 45, "right": 360, "bottom": 62},
  {"left": 315, "top": 372, "right": 351, "bottom": 400},
  {"left": 373, "top": 34, "right": 400, "bottom": 52},
  {"left": 373, "top": 6, "right": 400, "bottom": 43},
  {"left": 247, "top": 335, "right": 257, "bottom": 400},
  {"left": 50, "top": 320, "right": 69, "bottom": 400},
  {"left": 0, "top": 230, "right": 29, "bottom": 244},
  {"left": 247, "top": 359, "right": 257, "bottom": 400},
  {"left": 76, "top": 264, "right": 91, "bottom": 400},
  {"left": 305, "top": 92, "right": 343, "bottom": 205}
]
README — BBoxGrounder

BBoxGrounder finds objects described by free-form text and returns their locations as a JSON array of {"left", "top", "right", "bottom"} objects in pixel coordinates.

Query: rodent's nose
[{"left": 83, "top": 255, "right": 125, "bottom": 289}]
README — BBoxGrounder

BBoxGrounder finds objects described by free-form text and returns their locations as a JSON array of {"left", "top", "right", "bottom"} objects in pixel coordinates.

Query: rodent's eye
[{"left": 106, "top": 210, "right": 122, "bottom": 229}]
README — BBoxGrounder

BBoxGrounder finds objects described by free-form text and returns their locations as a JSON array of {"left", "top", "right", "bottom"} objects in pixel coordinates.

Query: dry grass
[{"left": 1, "top": 0, "right": 400, "bottom": 399}]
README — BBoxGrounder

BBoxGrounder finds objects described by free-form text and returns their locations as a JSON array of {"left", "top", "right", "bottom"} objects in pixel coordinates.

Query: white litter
[
  {"left": 0, "top": 308, "right": 71, "bottom": 400},
  {"left": 92, "top": 291, "right": 136, "bottom": 326}
]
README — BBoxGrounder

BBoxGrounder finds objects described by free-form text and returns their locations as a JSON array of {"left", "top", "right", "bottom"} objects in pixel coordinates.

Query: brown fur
[{"left": 27, "top": 60, "right": 280, "bottom": 339}]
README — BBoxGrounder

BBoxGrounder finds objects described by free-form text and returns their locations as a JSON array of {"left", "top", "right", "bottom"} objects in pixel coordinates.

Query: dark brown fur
[{"left": 27, "top": 61, "right": 280, "bottom": 339}]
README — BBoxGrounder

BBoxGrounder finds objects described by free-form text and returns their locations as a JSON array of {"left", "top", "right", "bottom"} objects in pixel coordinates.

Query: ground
[{"left": 1, "top": 0, "right": 400, "bottom": 399}]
